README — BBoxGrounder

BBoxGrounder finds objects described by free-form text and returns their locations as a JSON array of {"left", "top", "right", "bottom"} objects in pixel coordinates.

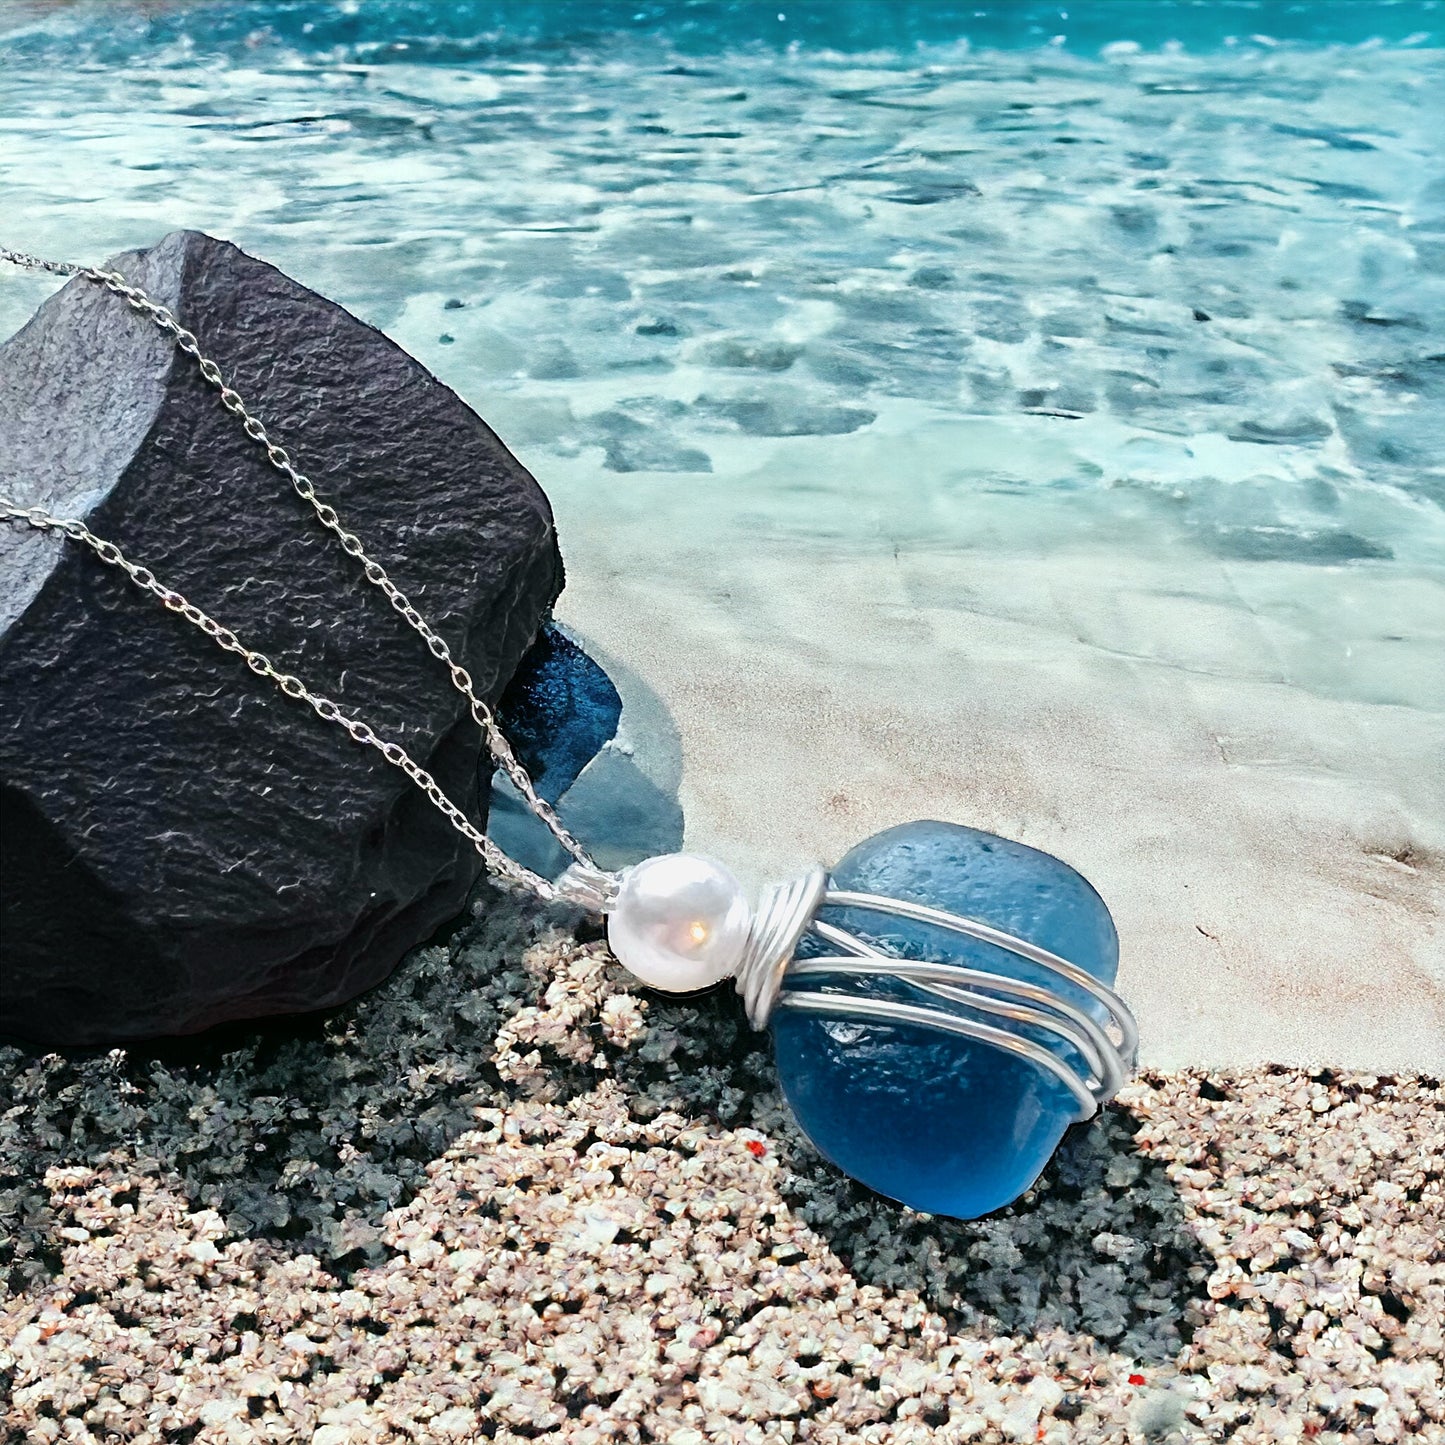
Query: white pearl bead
[{"left": 607, "top": 853, "right": 752, "bottom": 992}]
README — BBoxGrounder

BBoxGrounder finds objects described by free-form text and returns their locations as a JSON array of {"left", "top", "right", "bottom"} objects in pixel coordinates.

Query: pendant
[{"left": 560, "top": 819, "right": 1136, "bottom": 1221}]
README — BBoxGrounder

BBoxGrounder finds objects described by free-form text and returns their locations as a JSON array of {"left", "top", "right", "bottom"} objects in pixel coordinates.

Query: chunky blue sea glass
[{"left": 771, "top": 820, "right": 1119, "bottom": 1219}]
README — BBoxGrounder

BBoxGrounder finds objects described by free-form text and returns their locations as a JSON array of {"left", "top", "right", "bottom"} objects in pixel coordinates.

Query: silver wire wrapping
[
  {"left": 733, "top": 867, "right": 829, "bottom": 1029},
  {"left": 559, "top": 853, "right": 1135, "bottom": 1117},
  {"left": 742, "top": 880, "right": 1138, "bottom": 1121}
]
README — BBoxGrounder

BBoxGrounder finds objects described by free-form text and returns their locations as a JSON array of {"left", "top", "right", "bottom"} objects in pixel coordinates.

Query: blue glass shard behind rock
[
  {"left": 772, "top": 820, "right": 1119, "bottom": 1219},
  {"left": 497, "top": 625, "right": 622, "bottom": 804},
  {"left": 489, "top": 628, "right": 684, "bottom": 879}
]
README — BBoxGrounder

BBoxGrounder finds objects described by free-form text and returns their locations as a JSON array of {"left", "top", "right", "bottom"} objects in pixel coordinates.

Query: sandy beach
[
  {"left": 3, "top": 4, "right": 1444, "bottom": 1442},
  {"left": 3, "top": 915, "right": 1442, "bottom": 1444}
]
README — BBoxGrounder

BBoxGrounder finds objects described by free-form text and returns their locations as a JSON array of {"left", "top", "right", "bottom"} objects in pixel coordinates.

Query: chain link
[
  {"left": 1, "top": 244, "right": 601, "bottom": 899},
  {"left": 0, "top": 247, "right": 82, "bottom": 278}
]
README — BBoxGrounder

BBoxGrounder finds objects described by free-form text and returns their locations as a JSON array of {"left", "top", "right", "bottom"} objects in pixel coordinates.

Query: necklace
[{"left": 1, "top": 244, "right": 1137, "bottom": 1220}]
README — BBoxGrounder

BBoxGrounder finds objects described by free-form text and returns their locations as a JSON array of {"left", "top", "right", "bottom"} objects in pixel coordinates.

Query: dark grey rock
[{"left": 0, "top": 230, "right": 565, "bottom": 1046}]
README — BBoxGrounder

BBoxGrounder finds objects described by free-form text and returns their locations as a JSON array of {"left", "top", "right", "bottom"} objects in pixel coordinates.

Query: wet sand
[{"left": 542, "top": 427, "right": 1445, "bottom": 1073}]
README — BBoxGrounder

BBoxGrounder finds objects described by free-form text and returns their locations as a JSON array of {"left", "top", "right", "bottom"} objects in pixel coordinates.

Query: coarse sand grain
[{"left": 3, "top": 895, "right": 1441, "bottom": 1444}]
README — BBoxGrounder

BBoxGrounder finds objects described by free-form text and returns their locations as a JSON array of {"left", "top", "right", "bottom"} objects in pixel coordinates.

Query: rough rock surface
[
  {"left": 0, "top": 230, "right": 564, "bottom": 1046},
  {"left": 1, "top": 903, "right": 1440, "bottom": 1445}
]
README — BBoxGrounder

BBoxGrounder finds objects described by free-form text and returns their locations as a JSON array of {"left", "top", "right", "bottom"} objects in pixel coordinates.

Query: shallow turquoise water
[
  {"left": 3, "top": 1, "right": 1442, "bottom": 58},
  {"left": 1, "top": 0, "right": 1442, "bottom": 711}
]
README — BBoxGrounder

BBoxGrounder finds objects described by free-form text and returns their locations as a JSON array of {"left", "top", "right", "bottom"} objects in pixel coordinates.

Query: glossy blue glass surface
[{"left": 772, "top": 820, "right": 1119, "bottom": 1218}]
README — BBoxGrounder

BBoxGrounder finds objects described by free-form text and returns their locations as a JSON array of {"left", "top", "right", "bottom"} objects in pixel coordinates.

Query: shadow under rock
[
  {"left": 0, "top": 629, "right": 687, "bottom": 1297},
  {"left": 0, "top": 889, "right": 570, "bottom": 1294},
  {"left": 4, "top": 906, "right": 1210, "bottom": 1371}
]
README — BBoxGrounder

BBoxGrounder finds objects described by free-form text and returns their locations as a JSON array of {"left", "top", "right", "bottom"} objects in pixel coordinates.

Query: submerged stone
[{"left": 771, "top": 820, "right": 1119, "bottom": 1219}]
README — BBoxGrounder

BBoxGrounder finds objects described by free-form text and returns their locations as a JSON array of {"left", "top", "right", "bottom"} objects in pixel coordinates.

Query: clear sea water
[
  {"left": 3, "top": 1, "right": 1441, "bottom": 691},
  {"left": 2, "top": 4, "right": 1444, "bottom": 1071}
]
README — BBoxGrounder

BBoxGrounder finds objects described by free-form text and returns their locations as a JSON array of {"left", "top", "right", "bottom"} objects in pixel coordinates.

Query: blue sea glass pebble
[{"left": 771, "top": 820, "right": 1119, "bottom": 1219}]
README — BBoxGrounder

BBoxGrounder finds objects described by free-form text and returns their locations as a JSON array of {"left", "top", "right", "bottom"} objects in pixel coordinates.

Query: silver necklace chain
[
  {"left": 0, "top": 245, "right": 602, "bottom": 906},
  {"left": 0, "top": 248, "right": 1142, "bottom": 1125}
]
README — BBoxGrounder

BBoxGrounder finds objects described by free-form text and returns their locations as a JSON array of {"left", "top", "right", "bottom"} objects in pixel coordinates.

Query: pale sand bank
[{"left": 537, "top": 418, "right": 1445, "bottom": 1074}]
